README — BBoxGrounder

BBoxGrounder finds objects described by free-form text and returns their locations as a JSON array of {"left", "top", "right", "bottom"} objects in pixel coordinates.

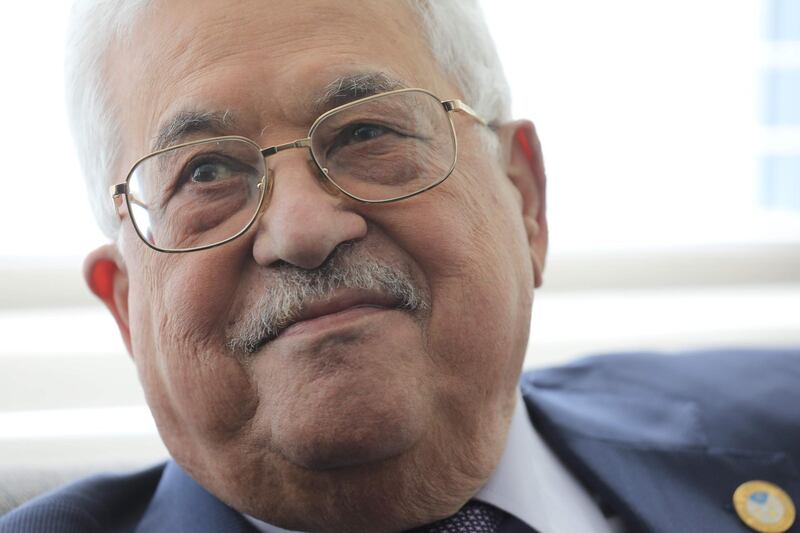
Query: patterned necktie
[{"left": 408, "top": 500, "right": 507, "bottom": 533}]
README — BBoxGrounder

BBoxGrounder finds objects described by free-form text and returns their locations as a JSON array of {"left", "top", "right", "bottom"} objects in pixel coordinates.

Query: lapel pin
[{"left": 733, "top": 480, "right": 796, "bottom": 533}]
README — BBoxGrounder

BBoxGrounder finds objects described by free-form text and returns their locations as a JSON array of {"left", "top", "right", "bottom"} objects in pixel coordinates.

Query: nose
[{"left": 251, "top": 152, "right": 368, "bottom": 269}]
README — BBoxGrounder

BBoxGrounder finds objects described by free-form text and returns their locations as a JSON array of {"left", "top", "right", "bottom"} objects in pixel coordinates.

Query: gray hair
[
  {"left": 65, "top": 0, "right": 512, "bottom": 239},
  {"left": 226, "top": 243, "right": 429, "bottom": 355}
]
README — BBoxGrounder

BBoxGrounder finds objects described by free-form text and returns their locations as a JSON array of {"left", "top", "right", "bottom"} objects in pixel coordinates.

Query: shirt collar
[{"left": 474, "top": 390, "right": 613, "bottom": 533}]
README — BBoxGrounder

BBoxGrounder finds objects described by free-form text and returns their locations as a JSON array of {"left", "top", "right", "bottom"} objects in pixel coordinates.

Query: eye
[
  {"left": 324, "top": 123, "right": 399, "bottom": 159},
  {"left": 349, "top": 124, "right": 388, "bottom": 142},
  {"left": 330, "top": 123, "right": 395, "bottom": 151},
  {"left": 189, "top": 160, "right": 234, "bottom": 183}
]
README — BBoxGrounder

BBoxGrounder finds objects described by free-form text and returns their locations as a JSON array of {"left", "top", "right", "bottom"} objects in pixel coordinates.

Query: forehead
[{"left": 111, "top": 0, "right": 453, "bottom": 161}]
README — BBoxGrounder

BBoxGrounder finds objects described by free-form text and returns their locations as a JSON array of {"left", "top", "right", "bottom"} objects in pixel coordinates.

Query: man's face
[{"left": 100, "top": 0, "right": 544, "bottom": 530}]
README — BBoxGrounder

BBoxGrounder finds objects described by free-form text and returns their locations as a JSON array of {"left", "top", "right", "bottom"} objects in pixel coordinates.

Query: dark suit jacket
[{"left": 2, "top": 347, "right": 798, "bottom": 532}]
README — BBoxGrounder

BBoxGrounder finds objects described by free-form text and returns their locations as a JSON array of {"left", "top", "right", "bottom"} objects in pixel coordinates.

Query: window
[
  {"left": 761, "top": 0, "right": 800, "bottom": 213},
  {"left": 482, "top": 0, "right": 800, "bottom": 250}
]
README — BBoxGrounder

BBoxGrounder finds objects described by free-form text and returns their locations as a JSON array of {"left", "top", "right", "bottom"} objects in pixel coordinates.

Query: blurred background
[{"left": 0, "top": 0, "right": 798, "bottom": 472}]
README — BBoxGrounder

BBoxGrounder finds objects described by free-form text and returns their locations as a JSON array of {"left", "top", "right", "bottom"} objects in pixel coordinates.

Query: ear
[
  {"left": 84, "top": 244, "right": 133, "bottom": 356},
  {"left": 496, "top": 120, "right": 548, "bottom": 288}
]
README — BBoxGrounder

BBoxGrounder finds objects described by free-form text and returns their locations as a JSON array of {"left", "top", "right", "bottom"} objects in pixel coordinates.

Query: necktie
[{"left": 409, "top": 500, "right": 507, "bottom": 533}]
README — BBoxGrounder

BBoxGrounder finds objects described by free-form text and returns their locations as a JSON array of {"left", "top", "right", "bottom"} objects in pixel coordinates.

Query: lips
[{"left": 276, "top": 288, "right": 400, "bottom": 339}]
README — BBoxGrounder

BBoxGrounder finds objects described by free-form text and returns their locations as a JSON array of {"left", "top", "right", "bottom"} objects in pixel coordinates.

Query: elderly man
[{"left": 2, "top": 1, "right": 799, "bottom": 532}]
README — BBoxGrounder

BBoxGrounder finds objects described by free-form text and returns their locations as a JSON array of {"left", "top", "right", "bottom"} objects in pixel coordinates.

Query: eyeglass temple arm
[
  {"left": 442, "top": 99, "right": 488, "bottom": 127},
  {"left": 110, "top": 183, "right": 127, "bottom": 197},
  {"left": 110, "top": 183, "right": 150, "bottom": 211},
  {"left": 110, "top": 183, "right": 127, "bottom": 211}
]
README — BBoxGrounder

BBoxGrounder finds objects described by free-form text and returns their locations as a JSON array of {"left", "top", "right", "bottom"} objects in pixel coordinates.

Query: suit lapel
[
  {"left": 136, "top": 461, "right": 255, "bottom": 533},
  {"left": 522, "top": 377, "right": 800, "bottom": 533}
]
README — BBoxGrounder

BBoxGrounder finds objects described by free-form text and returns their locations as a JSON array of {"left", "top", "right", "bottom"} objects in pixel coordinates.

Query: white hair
[{"left": 65, "top": 0, "right": 512, "bottom": 239}]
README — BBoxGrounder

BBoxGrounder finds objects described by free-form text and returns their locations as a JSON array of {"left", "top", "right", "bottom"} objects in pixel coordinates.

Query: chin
[
  {"left": 279, "top": 429, "right": 413, "bottom": 470},
  {"left": 270, "top": 387, "right": 427, "bottom": 471},
  {"left": 249, "top": 319, "right": 435, "bottom": 469}
]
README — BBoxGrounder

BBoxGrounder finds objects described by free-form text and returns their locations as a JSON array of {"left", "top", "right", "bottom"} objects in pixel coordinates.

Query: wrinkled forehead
[{"left": 109, "top": 0, "right": 453, "bottom": 165}]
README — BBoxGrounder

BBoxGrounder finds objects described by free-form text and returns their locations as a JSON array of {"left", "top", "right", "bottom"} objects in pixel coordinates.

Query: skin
[{"left": 85, "top": 0, "right": 548, "bottom": 531}]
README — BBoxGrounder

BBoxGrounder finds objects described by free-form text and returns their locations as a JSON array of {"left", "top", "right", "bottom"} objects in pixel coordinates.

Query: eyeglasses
[{"left": 110, "top": 88, "right": 487, "bottom": 253}]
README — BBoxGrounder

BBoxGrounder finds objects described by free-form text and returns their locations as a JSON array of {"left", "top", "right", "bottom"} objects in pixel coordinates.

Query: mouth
[{"left": 251, "top": 288, "right": 404, "bottom": 351}]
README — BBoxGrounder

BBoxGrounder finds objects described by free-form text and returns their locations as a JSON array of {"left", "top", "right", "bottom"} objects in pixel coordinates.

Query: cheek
[
  {"left": 128, "top": 245, "right": 237, "bottom": 359},
  {"left": 395, "top": 163, "right": 532, "bottom": 393},
  {"left": 139, "top": 343, "right": 259, "bottom": 463},
  {"left": 418, "top": 155, "right": 531, "bottom": 303},
  {"left": 126, "top": 244, "right": 260, "bottom": 463}
]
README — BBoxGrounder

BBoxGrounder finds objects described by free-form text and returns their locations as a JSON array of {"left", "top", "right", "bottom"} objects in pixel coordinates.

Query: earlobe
[
  {"left": 84, "top": 244, "right": 133, "bottom": 355},
  {"left": 498, "top": 120, "right": 549, "bottom": 288}
]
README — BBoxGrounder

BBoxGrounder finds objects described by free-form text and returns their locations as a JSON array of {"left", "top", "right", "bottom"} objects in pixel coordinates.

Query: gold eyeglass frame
[{"left": 110, "top": 87, "right": 487, "bottom": 253}]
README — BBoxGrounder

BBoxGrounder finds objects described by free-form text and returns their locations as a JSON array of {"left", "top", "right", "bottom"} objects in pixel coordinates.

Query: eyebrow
[
  {"left": 313, "top": 72, "right": 408, "bottom": 112},
  {"left": 150, "top": 72, "right": 407, "bottom": 152},
  {"left": 151, "top": 109, "right": 236, "bottom": 152}
]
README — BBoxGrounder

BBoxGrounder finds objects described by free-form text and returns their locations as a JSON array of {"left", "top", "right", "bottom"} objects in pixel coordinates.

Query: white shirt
[
  {"left": 245, "top": 390, "right": 624, "bottom": 532},
  {"left": 475, "top": 391, "right": 620, "bottom": 533}
]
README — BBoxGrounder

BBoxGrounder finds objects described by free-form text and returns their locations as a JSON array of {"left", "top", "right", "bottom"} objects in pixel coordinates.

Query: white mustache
[{"left": 226, "top": 245, "right": 429, "bottom": 354}]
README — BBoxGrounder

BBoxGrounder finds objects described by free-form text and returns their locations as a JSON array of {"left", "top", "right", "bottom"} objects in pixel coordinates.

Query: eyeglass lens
[{"left": 126, "top": 90, "right": 456, "bottom": 251}]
